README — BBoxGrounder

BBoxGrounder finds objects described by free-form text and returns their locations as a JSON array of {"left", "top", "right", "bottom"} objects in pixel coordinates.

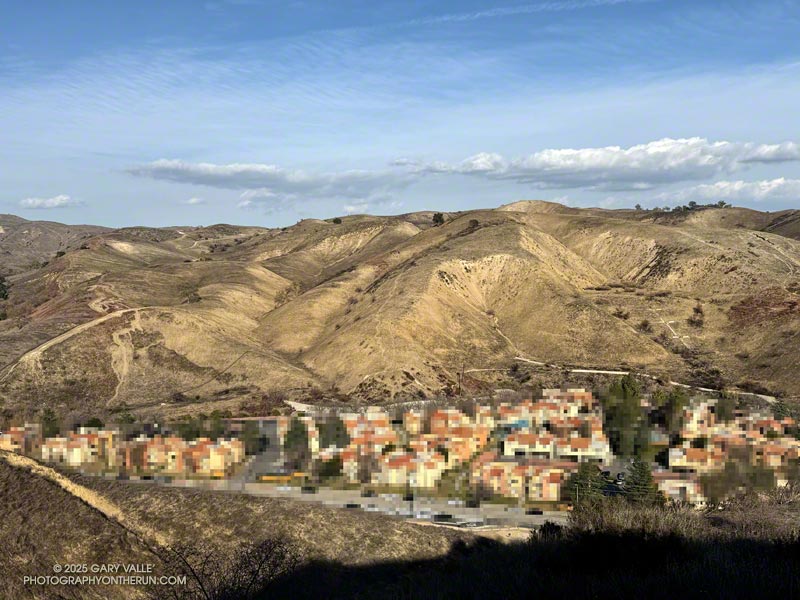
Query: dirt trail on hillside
[
  {"left": 0, "top": 308, "right": 144, "bottom": 384},
  {"left": 0, "top": 450, "right": 169, "bottom": 547},
  {"left": 109, "top": 310, "right": 144, "bottom": 404}
]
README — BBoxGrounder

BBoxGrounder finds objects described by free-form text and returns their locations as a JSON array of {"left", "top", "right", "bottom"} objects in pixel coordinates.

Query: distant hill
[
  {"left": 1, "top": 201, "right": 799, "bottom": 420},
  {"left": 0, "top": 214, "right": 110, "bottom": 276}
]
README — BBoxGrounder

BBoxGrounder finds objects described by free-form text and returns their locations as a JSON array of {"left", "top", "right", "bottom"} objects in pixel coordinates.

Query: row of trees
[
  {"left": 37, "top": 408, "right": 104, "bottom": 438},
  {"left": 567, "top": 454, "right": 797, "bottom": 509},
  {"left": 634, "top": 200, "right": 731, "bottom": 211},
  {"left": 283, "top": 416, "right": 351, "bottom": 477},
  {"left": 563, "top": 458, "right": 665, "bottom": 507},
  {"left": 600, "top": 375, "right": 737, "bottom": 461}
]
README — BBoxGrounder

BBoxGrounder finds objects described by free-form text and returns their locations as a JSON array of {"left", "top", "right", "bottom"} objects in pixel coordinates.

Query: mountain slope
[
  {"left": 0, "top": 214, "right": 109, "bottom": 275},
  {"left": 1, "top": 202, "right": 798, "bottom": 419}
]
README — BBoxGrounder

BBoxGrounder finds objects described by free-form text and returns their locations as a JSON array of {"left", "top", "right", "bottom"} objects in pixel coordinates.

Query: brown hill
[
  {"left": 0, "top": 451, "right": 469, "bottom": 599},
  {"left": 0, "top": 214, "right": 109, "bottom": 275},
  {"left": 0, "top": 202, "right": 799, "bottom": 420}
]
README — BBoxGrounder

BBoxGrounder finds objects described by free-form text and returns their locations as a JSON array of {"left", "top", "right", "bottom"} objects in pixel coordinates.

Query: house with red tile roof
[
  {"left": 668, "top": 443, "right": 727, "bottom": 473},
  {"left": 0, "top": 423, "right": 42, "bottom": 454},
  {"left": 653, "top": 470, "right": 707, "bottom": 506}
]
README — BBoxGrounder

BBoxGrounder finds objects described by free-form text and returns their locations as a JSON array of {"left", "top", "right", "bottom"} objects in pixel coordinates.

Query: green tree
[
  {"left": 318, "top": 417, "right": 350, "bottom": 449},
  {"left": 609, "top": 374, "right": 641, "bottom": 400},
  {"left": 0, "top": 276, "right": 8, "bottom": 300},
  {"left": 84, "top": 416, "right": 104, "bottom": 429},
  {"left": 665, "top": 388, "right": 690, "bottom": 434},
  {"left": 701, "top": 459, "right": 775, "bottom": 505},
  {"left": 41, "top": 408, "right": 60, "bottom": 438},
  {"left": 207, "top": 411, "right": 226, "bottom": 439},
  {"left": 624, "top": 458, "right": 664, "bottom": 505},
  {"left": 602, "top": 375, "right": 643, "bottom": 457},
  {"left": 634, "top": 422, "right": 653, "bottom": 459},
  {"left": 332, "top": 217, "right": 342, "bottom": 224},
  {"left": 176, "top": 418, "right": 202, "bottom": 441},
  {"left": 773, "top": 399, "right": 800, "bottom": 421},
  {"left": 241, "top": 421, "right": 265, "bottom": 455},
  {"left": 316, "top": 456, "right": 343, "bottom": 480},
  {"left": 284, "top": 418, "right": 310, "bottom": 470},
  {"left": 563, "top": 463, "right": 607, "bottom": 505},
  {"left": 117, "top": 412, "right": 135, "bottom": 425},
  {"left": 432, "top": 212, "right": 445, "bottom": 226},
  {"left": 715, "top": 395, "right": 736, "bottom": 423}
]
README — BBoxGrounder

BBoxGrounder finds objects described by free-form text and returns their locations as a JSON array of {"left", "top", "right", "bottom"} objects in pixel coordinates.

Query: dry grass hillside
[
  {"left": 1, "top": 201, "right": 799, "bottom": 419},
  {"left": 0, "top": 457, "right": 157, "bottom": 600},
  {"left": 0, "top": 214, "right": 109, "bottom": 275},
  {"left": 0, "top": 452, "right": 470, "bottom": 599}
]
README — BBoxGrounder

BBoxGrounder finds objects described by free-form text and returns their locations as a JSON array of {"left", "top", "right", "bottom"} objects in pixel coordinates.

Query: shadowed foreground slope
[{"left": 3, "top": 452, "right": 800, "bottom": 600}]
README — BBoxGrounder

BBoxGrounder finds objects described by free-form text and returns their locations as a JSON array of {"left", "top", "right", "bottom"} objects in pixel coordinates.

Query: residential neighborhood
[
  {"left": 1, "top": 425, "right": 246, "bottom": 478},
  {"left": 2, "top": 386, "right": 798, "bottom": 508}
]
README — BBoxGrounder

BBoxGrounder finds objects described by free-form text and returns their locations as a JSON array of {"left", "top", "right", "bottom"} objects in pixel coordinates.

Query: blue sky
[{"left": 2, "top": 0, "right": 800, "bottom": 227}]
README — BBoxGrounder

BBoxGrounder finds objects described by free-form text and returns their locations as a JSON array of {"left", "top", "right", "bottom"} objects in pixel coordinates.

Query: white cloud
[
  {"left": 656, "top": 178, "right": 800, "bottom": 204},
  {"left": 404, "top": 138, "right": 800, "bottom": 191},
  {"left": 239, "top": 188, "right": 277, "bottom": 200},
  {"left": 237, "top": 189, "right": 284, "bottom": 211},
  {"left": 180, "top": 197, "right": 205, "bottom": 205},
  {"left": 19, "top": 194, "right": 81, "bottom": 209},
  {"left": 129, "top": 160, "right": 414, "bottom": 207},
  {"left": 342, "top": 202, "right": 369, "bottom": 214},
  {"left": 343, "top": 198, "right": 403, "bottom": 215},
  {"left": 128, "top": 138, "right": 800, "bottom": 214}
]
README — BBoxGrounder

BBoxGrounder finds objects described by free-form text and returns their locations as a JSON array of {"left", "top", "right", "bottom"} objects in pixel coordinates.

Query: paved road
[
  {"left": 128, "top": 472, "right": 567, "bottom": 530},
  {"left": 229, "top": 443, "right": 283, "bottom": 485},
  {"left": 239, "top": 481, "right": 568, "bottom": 529},
  {"left": 512, "top": 356, "right": 776, "bottom": 404}
]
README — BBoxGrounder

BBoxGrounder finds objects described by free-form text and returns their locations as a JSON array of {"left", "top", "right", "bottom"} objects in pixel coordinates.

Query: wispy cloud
[
  {"left": 237, "top": 188, "right": 283, "bottom": 211},
  {"left": 130, "top": 160, "right": 414, "bottom": 211},
  {"left": 131, "top": 159, "right": 411, "bottom": 194},
  {"left": 410, "top": 0, "right": 654, "bottom": 26},
  {"left": 180, "top": 197, "right": 206, "bottom": 205},
  {"left": 399, "top": 138, "right": 800, "bottom": 191},
  {"left": 204, "top": 0, "right": 262, "bottom": 11},
  {"left": 656, "top": 178, "right": 800, "bottom": 204},
  {"left": 343, "top": 198, "right": 403, "bottom": 215},
  {"left": 19, "top": 194, "right": 81, "bottom": 209},
  {"left": 3, "top": 1, "right": 800, "bottom": 223}
]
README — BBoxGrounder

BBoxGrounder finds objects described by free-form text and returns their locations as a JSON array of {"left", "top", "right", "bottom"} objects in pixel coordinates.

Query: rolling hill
[
  {"left": 1, "top": 201, "right": 799, "bottom": 421},
  {"left": 0, "top": 451, "right": 470, "bottom": 599}
]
